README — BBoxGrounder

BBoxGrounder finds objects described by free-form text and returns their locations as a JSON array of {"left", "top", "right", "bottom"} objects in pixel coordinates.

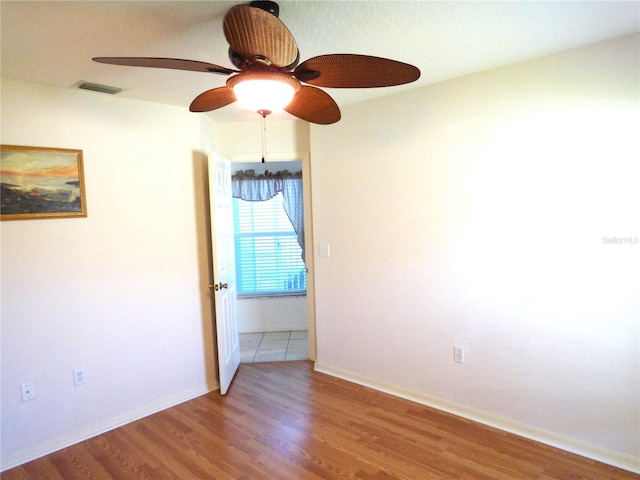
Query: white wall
[
  {"left": 310, "top": 35, "right": 639, "bottom": 471},
  {"left": 0, "top": 79, "right": 218, "bottom": 469},
  {"left": 236, "top": 296, "right": 307, "bottom": 333},
  {"left": 213, "top": 117, "right": 310, "bottom": 160}
]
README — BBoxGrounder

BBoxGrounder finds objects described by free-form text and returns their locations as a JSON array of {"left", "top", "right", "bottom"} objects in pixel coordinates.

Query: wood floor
[{"left": 3, "top": 361, "right": 637, "bottom": 480}]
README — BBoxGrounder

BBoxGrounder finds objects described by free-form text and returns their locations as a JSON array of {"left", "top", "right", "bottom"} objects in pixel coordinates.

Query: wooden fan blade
[
  {"left": 295, "top": 54, "right": 420, "bottom": 88},
  {"left": 93, "top": 57, "right": 236, "bottom": 75},
  {"left": 284, "top": 85, "right": 341, "bottom": 125},
  {"left": 190, "top": 86, "right": 237, "bottom": 112},
  {"left": 223, "top": 5, "right": 298, "bottom": 68}
]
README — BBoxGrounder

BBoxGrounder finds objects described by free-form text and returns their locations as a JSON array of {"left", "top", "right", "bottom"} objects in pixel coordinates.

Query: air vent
[{"left": 77, "top": 81, "right": 122, "bottom": 95}]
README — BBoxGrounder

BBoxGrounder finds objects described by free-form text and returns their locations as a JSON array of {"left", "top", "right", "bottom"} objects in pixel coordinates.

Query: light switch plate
[
  {"left": 454, "top": 346, "right": 465, "bottom": 363},
  {"left": 319, "top": 243, "right": 330, "bottom": 257}
]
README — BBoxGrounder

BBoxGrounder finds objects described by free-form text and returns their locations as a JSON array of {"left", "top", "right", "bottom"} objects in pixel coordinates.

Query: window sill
[{"left": 237, "top": 292, "right": 307, "bottom": 299}]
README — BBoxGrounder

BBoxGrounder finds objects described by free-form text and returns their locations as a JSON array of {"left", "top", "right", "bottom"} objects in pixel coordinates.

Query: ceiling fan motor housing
[{"left": 249, "top": 1, "right": 279, "bottom": 17}]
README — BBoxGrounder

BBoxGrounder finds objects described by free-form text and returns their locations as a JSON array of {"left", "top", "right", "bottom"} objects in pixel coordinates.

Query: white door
[{"left": 209, "top": 153, "right": 240, "bottom": 395}]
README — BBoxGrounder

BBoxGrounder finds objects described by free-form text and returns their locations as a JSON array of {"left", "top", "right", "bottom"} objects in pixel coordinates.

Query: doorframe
[{"left": 225, "top": 151, "right": 316, "bottom": 361}]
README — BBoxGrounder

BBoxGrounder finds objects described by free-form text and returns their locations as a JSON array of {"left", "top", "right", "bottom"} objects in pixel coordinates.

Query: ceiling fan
[{"left": 93, "top": 1, "right": 420, "bottom": 125}]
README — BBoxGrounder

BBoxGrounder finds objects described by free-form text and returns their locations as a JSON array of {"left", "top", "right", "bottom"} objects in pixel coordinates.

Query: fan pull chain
[{"left": 260, "top": 111, "right": 268, "bottom": 165}]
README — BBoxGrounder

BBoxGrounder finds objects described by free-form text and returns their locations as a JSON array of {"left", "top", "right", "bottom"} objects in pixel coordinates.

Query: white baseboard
[
  {"left": 1, "top": 383, "right": 219, "bottom": 472},
  {"left": 314, "top": 362, "right": 640, "bottom": 475}
]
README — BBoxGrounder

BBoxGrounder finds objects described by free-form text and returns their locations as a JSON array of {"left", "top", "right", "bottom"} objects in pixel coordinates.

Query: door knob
[{"left": 211, "top": 282, "right": 228, "bottom": 291}]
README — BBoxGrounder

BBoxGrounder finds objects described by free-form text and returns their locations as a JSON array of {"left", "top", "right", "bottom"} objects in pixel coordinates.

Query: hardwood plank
[
  {"left": 3, "top": 458, "right": 66, "bottom": 480},
  {"left": 2, "top": 361, "right": 637, "bottom": 480},
  {"left": 47, "top": 442, "right": 113, "bottom": 480}
]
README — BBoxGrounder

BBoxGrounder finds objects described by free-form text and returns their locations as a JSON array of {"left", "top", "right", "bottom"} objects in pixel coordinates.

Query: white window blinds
[{"left": 233, "top": 193, "right": 306, "bottom": 297}]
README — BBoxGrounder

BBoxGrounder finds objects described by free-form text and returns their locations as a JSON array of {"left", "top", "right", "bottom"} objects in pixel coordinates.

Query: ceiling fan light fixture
[
  {"left": 228, "top": 72, "right": 300, "bottom": 114},
  {"left": 93, "top": 2, "right": 421, "bottom": 123}
]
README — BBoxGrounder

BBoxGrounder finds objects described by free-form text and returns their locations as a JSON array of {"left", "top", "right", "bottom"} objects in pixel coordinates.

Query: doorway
[{"left": 230, "top": 159, "right": 312, "bottom": 363}]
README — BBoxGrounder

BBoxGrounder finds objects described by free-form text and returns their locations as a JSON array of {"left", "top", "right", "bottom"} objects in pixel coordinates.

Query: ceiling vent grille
[{"left": 77, "top": 81, "right": 122, "bottom": 95}]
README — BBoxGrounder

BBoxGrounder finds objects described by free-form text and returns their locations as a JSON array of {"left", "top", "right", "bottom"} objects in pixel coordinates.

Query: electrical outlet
[
  {"left": 21, "top": 382, "right": 36, "bottom": 402},
  {"left": 453, "top": 346, "right": 465, "bottom": 364},
  {"left": 73, "top": 368, "right": 86, "bottom": 386}
]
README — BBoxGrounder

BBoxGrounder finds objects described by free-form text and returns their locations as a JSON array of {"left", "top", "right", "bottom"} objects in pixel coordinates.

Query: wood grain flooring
[{"left": 3, "top": 361, "right": 637, "bottom": 479}]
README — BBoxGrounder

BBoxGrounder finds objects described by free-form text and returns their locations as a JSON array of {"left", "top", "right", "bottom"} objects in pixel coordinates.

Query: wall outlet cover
[{"left": 73, "top": 369, "right": 87, "bottom": 386}]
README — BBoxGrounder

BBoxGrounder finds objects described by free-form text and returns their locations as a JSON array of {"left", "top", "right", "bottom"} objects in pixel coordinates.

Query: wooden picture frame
[{"left": 1, "top": 145, "right": 87, "bottom": 220}]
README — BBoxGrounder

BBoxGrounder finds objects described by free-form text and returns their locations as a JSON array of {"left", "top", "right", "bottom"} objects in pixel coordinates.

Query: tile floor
[{"left": 240, "top": 330, "right": 309, "bottom": 363}]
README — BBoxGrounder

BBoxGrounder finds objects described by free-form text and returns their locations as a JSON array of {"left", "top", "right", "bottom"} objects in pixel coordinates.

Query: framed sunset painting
[{"left": 1, "top": 145, "right": 87, "bottom": 220}]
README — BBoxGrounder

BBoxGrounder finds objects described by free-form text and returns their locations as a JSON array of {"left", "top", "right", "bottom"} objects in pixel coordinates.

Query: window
[{"left": 233, "top": 192, "right": 306, "bottom": 297}]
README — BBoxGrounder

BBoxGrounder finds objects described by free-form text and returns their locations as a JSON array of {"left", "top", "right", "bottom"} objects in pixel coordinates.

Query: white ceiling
[{"left": 2, "top": 1, "right": 639, "bottom": 122}]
